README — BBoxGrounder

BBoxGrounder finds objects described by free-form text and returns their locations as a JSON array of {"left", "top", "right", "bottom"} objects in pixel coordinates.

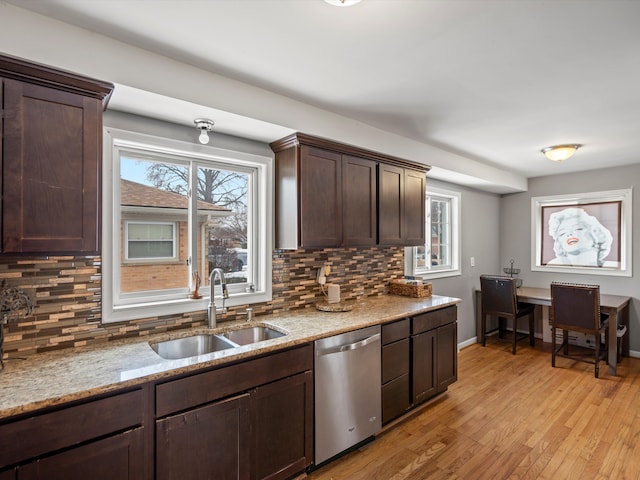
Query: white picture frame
[{"left": 531, "top": 188, "right": 632, "bottom": 277}]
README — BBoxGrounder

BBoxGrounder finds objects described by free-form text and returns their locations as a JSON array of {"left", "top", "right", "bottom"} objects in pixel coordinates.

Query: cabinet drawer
[
  {"left": 156, "top": 344, "right": 313, "bottom": 418},
  {"left": 0, "top": 388, "right": 144, "bottom": 468},
  {"left": 18, "top": 427, "right": 145, "bottom": 480},
  {"left": 412, "top": 306, "right": 457, "bottom": 334},
  {"left": 381, "top": 318, "right": 410, "bottom": 345},
  {"left": 382, "top": 373, "right": 410, "bottom": 424},
  {"left": 382, "top": 338, "right": 410, "bottom": 384}
]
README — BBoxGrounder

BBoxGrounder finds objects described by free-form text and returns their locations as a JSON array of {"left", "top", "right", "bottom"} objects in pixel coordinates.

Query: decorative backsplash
[{"left": 0, "top": 247, "right": 404, "bottom": 357}]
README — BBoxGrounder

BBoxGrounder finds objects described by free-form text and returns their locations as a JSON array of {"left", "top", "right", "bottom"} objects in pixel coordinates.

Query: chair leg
[
  {"left": 512, "top": 319, "right": 517, "bottom": 355},
  {"left": 552, "top": 326, "right": 556, "bottom": 368},
  {"left": 594, "top": 337, "right": 600, "bottom": 378},
  {"left": 563, "top": 331, "right": 569, "bottom": 355},
  {"left": 481, "top": 314, "right": 486, "bottom": 347}
]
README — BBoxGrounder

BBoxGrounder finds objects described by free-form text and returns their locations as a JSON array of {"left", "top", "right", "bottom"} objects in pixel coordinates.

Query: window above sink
[{"left": 102, "top": 128, "right": 274, "bottom": 323}]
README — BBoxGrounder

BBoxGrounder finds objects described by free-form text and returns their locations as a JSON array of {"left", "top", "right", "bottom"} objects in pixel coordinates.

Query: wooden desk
[{"left": 475, "top": 286, "right": 630, "bottom": 376}]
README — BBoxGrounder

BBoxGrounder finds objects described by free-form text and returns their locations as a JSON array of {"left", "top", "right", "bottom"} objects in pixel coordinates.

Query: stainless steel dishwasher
[{"left": 314, "top": 325, "right": 382, "bottom": 465}]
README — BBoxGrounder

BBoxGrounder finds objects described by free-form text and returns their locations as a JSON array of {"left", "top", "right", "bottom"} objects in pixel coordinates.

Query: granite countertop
[{"left": 0, "top": 294, "right": 461, "bottom": 419}]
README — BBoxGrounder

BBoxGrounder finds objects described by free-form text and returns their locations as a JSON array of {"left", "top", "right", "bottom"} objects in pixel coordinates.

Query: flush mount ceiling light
[
  {"left": 541, "top": 144, "right": 581, "bottom": 162},
  {"left": 194, "top": 118, "right": 215, "bottom": 145},
  {"left": 324, "top": 0, "right": 362, "bottom": 6}
]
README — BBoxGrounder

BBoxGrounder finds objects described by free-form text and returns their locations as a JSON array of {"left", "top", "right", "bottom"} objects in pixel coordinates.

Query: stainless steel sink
[
  {"left": 150, "top": 325, "right": 287, "bottom": 359},
  {"left": 222, "top": 325, "right": 286, "bottom": 345},
  {"left": 150, "top": 334, "right": 238, "bottom": 359}
]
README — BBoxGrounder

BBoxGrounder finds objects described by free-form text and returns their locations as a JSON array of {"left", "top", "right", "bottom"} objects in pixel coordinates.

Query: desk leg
[
  {"left": 541, "top": 306, "right": 551, "bottom": 343},
  {"left": 608, "top": 308, "right": 618, "bottom": 376}
]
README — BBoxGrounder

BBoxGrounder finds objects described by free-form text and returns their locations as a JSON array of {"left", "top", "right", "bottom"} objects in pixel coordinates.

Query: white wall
[{"left": 500, "top": 164, "right": 640, "bottom": 353}]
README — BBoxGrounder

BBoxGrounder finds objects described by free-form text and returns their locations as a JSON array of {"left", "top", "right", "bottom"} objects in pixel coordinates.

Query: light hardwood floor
[{"left": 305, "top": 339, "right": 640, "bottom": 480}]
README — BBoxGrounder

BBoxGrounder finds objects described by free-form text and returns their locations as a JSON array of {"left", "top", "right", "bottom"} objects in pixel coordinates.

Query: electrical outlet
[{"left": 470, "top": 256, "right": 475, "bottom": 267}]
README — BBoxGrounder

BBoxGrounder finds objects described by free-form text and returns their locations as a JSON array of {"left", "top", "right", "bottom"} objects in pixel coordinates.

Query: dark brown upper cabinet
[
  {"left": 378, "top": 164, "right": 426, "bottom": 246},
  {"left": 0, "top": 54, "right": 113, "bottom": 254},
  {"left": 270, "top": 133, "right": 429, "bottom": 249}
]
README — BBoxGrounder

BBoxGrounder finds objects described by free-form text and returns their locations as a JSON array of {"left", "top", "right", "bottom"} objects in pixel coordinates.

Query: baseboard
[
  {"left": 458, "top": 337, "right": 477, "bottom": 350},
  {"left": 466, "top": 332, "right": 640, "bottom": 359}
]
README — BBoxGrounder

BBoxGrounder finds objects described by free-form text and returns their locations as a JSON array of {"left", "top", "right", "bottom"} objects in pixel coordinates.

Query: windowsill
[
  {"left": 103, "top": 289, "right": 272, "bottom": 324},
  {"left": 416, "top": 269, "right": 461, "bottom": 281}
]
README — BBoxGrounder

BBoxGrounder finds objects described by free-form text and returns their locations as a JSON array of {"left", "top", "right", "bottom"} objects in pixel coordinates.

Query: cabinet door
[
  {"left": 436, "top": 322, "right": 458, "bottom": 392},
  {"left": 156, "top": 394, "right": 250, "bottom": 480},
  {"left": 0, "top": 469, "right": 15, "bottom": 480},
  {"left": 2, "top": 79, "right": 101, "bottom": 253},
  {"left": 299, "top": 145, "right": 341, "bottom": 247},
  {"left": 251, "top": 371, "right": 313, "bottom": 480},
  {"left": 412, "top": 330, "right": 437, "bottom": 404},
  {"left": 403, "top": 168, "right": 426, "bottom": 246},
  {"left": 378, "top": 163, "right": 404, "bottom": 245},
  {"left": 19, "top": 428, "right": 145, "bottom": 480},
  {"left": 342, "top": 155, "right": 376, "bottom": 246}
]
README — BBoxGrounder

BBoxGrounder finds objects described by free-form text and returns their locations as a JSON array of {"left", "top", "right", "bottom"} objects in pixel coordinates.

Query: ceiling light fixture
[
  {"left": 194, "top": 118, "right": 215, "bottom": 145},
  {"left": 541, "top": 144, "right": 581, "bottom": 162},
  {"left": 324, "top": 0, "right": 362, "bottom": 6}
]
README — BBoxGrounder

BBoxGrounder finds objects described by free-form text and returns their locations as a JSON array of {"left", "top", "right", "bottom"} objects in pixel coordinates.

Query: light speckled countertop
[{"left": 0, "top": 294, "right": 460, "bottom": 419}]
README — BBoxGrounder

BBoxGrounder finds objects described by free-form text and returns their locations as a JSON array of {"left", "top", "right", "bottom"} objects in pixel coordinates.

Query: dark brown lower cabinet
[
  {"left": 154, "top": 344, "right": 314, "bottom": 480},
  {"left": 157, "top": 371, "right": 313, "bottom": 480},
  {"left": 157, "top": 394, "right": 251, "bottom": 480},
  {"left": 0, "top": 469, "right": 15, "bottom": 479},
  {"left": 0, "top": 387, "right": 147, "bottom": 478},
  {"left": 19, "top": 428, "right": 145, "bottom": 480},
  {"left": 382, "top": 306, "right": 458, "bottom": 424},
  {"left": 251, "top": 371, "right": 313, "bottom": 480},
  {"left": 412, "top": 308, "right": 458, "bottom": 405}
]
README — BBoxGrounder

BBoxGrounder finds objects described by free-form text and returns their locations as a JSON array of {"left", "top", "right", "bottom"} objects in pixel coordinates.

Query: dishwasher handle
[{"left": 316, "top": 333, "right": 381, "bottom": 356}]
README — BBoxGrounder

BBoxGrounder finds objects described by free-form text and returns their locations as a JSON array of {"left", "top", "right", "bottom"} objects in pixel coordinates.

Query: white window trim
[
  {"left": 102, "top": 128, "right": 273, "bottom": 324},
  {"left": 405, "top": 186, "right": 461, "bottom": 280}
]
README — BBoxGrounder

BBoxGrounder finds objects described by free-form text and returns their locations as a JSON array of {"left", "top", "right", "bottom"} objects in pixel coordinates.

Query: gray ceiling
[{"left": 9, "top": 0, "right": 640, "bottom": 189}]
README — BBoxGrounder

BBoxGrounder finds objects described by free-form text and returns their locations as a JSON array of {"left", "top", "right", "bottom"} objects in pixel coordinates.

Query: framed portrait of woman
[{"left": 531, "top": 189, "right": 632, "bottom": 277}]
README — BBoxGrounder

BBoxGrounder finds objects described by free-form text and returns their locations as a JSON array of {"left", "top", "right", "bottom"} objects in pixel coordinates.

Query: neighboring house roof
[{"left": 121, "top": 179, "right": 231, "bottom": 215}]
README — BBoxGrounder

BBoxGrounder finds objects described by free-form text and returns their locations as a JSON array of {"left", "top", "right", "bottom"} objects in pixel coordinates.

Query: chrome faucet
[{"left": 208, "top": 268, "right": 228, "bottom": 328}]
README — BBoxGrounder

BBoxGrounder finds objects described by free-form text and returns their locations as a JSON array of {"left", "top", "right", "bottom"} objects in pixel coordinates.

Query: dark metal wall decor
[{"left": 0, "top": 280, "right": 33, "bottom": 369}]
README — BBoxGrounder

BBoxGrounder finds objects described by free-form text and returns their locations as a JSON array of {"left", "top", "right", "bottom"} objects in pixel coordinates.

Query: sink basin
[
  {"left": 222, "top": 326, "right": 286, "bottom": 346},
  {"left": 151, "top": 334, "right": 237, "bottom": 360},
  {"left": 150, "top": 325, "right": 287, "bottom": 360}
]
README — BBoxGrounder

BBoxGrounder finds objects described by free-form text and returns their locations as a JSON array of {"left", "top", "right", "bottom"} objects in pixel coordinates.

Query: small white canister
[{"left": 327, "top": 284, "right": 341, "bottom": 304}]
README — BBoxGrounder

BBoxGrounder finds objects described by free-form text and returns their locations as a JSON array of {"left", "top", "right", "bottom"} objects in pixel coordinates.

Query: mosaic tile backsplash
[{"left": 0, "top": 247, "right": 404, "bottom": 357}]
